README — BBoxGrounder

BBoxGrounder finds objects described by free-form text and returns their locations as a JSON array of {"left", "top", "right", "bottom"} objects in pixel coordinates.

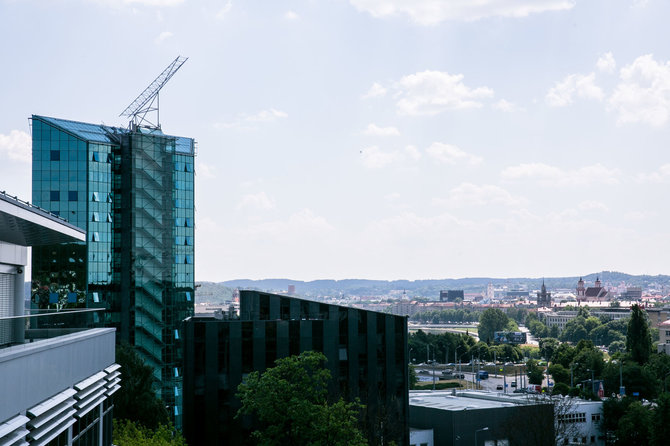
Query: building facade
[
  {"left": 30, "top": 115, "right": 194, "bottom": 421},
  {"left": 537, "top": 281, "right": 552, "bottom": 307},
  {"left": 182, "top": 290, "right": 409, "bottom": 446},
  {"left": 409, "top": 391, "right": 555, "bottom": 446},
  {"left": 0, "top": 190, "right": 119, "bottom": 446}
]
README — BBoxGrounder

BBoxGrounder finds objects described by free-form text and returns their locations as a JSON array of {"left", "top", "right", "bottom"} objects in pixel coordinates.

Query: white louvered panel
[
  {"left": 0, "top": 272, "right": 15, "bottom": 345},
  {"left": 27, "top": 399, "right": 75, "bottom": 430},
  {"left": 0, "top": 428, "right": 28, "bottom": 446},
  {"left": 0, "top": 415, "right": 28, "bottom": 439},
  {"left": 27, "top": 417, "right": 76, "bottom": 446}
]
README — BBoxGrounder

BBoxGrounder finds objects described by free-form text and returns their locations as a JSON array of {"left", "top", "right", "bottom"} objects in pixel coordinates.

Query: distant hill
[{"left": 195, "top": 271, "right": 670, "bottom": 303}]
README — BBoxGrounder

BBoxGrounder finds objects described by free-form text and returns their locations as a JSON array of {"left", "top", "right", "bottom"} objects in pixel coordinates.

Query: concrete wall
[{"left": 0, "top": 328, "right": 115, "bottom": 423}]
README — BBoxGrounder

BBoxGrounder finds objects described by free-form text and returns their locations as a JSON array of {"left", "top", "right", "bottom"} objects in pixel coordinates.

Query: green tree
[
  {"left": 408, "top": 364, "right": 418, "bottom": 390},
  {"left": 478, "top": 308, "right": 509, "bottom": 344},
  {"left": 627, "top": 304, "right": 652, "bottom": 364},
  {"left": 615, "top": 401, "right": 651, "bottom": 446},
  {"left": 114, "top": 343, "right": 169, "bottom": 430},
  {"left": 547, "top": 364, "right": 570, "bottom": 386},
  {"left": 236, "top": 351, "right": 367, "bottom": 446},
  {"left": 651, "top": 393, "right": 670, "bottom": 446},
  {"left": 526, "top": 358, "right": 544, "bottom": 385},
  {"left": 113, "top": 420, "right": 186, "bottom": 446},
  {"left": 539, "top": 338, "right": 559, "bottom": 361}
]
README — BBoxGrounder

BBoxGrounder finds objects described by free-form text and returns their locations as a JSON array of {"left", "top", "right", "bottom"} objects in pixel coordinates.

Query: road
[{"left": 416, "top": 367, "right": 527, "bottom": 393}]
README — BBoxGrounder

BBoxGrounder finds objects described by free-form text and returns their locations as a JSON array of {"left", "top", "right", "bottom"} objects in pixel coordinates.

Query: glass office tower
[{"left": 31, "top": 115, "right": 195, "bottom": 424}]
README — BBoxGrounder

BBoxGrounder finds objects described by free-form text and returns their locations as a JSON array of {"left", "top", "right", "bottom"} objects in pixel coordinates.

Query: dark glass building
[
  {"left": 182, "top": 290, "right": 409, "bottom": 446},
  {"left": 30, "top": 115, "right": 195, "bottom": 423}
]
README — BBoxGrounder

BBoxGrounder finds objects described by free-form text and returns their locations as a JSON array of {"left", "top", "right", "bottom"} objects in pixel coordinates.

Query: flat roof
[
  {"left": 0, "top": 191, "right": 85, "bottom": 246},
  {"left": 409, "top": 390, "right": 547, "bottom": 411}
]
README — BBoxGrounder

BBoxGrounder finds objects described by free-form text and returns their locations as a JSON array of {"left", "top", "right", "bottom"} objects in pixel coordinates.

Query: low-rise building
[
  {"left": 0, "top": 191, "right": 119, "bottom": 446},
  {"left": 409, "top": 390, "right": 555, "bottom": 445}
]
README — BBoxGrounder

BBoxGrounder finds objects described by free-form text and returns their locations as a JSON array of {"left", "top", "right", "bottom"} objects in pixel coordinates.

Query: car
[
  {"left": 511, "top": 382, "right": 517, "bottom": 387},
  {"left": 418, "top": 369, "right": 430, "bottom": 374},
  {"left": 496, "top": 384, "right": 503, "bottom": 390}
]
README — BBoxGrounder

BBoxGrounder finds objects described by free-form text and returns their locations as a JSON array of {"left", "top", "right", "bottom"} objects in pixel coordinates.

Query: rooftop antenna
[{"left": 120, "top": 56, "right": 188, "bottom": 130}]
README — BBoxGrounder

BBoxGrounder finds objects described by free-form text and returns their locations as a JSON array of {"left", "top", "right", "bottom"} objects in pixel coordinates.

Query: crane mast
[{"left": 120, "top": 56, "right": 188, "bottom": 130}]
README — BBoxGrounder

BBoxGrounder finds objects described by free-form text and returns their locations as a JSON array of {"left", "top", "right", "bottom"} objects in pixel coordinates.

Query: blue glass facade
[{"left": 31, "top": 115, "right": 195, "bottom": 424}]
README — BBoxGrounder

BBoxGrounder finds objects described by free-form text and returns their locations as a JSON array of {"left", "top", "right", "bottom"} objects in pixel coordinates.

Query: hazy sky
[{"left": 1, "top": 0, "right": 670, "bottom": 281}]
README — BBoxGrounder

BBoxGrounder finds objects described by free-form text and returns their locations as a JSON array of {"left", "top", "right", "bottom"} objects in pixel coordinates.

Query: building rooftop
[
  {"left": 33, "top": 115, "right": 195, "bottom": 155},
  {"left": 409, "top": 390, "right": 546, "bottom": 411},
  {"left": 0, "top": 191, "right": 85, "bottom": 246}
]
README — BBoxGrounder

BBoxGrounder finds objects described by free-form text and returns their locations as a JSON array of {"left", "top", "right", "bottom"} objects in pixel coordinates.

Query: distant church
[
  {"left": 576, "top": 276, "right": 609, "bottom": 303},
  {"left": 537, "top": 280, "right": 551, "bottom": 307}
]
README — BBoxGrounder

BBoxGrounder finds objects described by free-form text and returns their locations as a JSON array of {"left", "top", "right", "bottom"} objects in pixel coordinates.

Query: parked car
[
  {"left": 496, "top": 384, "right": 503, "bottom": 390},
  {"left": 511, "top": 382, "right": 517, "bottom": 387}
]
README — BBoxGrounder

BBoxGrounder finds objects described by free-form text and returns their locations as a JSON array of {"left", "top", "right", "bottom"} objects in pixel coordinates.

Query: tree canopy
[
  {"left": 236, "top": 351, "right": 367, "bottom": 446},
  {"left": 114, "top": 343, "right": 169, "bottom": 430},
  {"left": 113, "top": 420, "right": 186, "bottom": 446},
  {"left": 627, "top": 304, "right": 652, "bottom": 364},
  {"left": 478, "top": 308, "right": 510, "bottom": 344}
]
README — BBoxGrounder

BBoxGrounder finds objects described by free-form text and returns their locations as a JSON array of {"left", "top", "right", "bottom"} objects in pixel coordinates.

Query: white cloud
[
  {"left": 596, "top": 52, "right": 616, "bottom": 74},
  {"left": 395, "top": 70, "right": 494, "bottom": 115},
  {"left": 609, "top": 54, "right": 670, "bottom": 126},
  {"left": 216, "top": 0, "right": 232, "bottom": 19},
  {"left": 363, "top": 123, "right": 400, "bottom": 136},
  {"left": 154, "top": 31, "right": 173, "bottom": 44},
  {"left": 89, "top": 0, "right": 184, "bottom": 7},
  {"left": 435, "top": 183, "right": 527, "bottom": 207},
  {"left": 243, "top": 209, "right": 334, "bottom": 240},
  {"left": 237, "top": 192, "right": 276, "bottom": 211},
  {"left": 216, "top": 108, "right": 288, "bottom": 129},
  {"left": 360, "top": 146, "right": 403, "bottom": 168},
  {"left": 492, "top": 99, "right": 523, "bottom": 112},
  {"left": 425, "top": 142, "right": 482, "bottom": 165},
  {"left": 404, "top": 145, "right": 421, "bottom": 160},
  {"left": 245, "top": 109, "right": 288, "bottom": 122},
  {"left": 636, "top": 164, "right": 670, "bottom": 183},
  {"left": 545, "top": 73, "right": 604, "bottom": 107},
  {"left": 0, "top": 130, "right": 31, "bottom": 163},
  {"left": 284, "top": 10, "right": 299, "bottom": 20},
  {"left": 362, "top": 82, "right": 387, "bottom": 99},
  {"left": 501, "top": 162, "right": 620, "bottom": 186},
  {"left": 197, "top": 162, "right": 216, "bottom": 179},
  {"left": 578, "top": 200, "right": 609, "bottom": 212},
  {"left": 349, "top": 0, "right": 575, "bottom": 25}
]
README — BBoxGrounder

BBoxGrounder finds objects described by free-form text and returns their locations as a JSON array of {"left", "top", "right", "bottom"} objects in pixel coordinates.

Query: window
[
  {"left": 591, "top": 414, "right": 601, "bottom": 422},
  {"left": 92, "top": 192, "right": 99, "bottom": 202},
  {"left": 92, "top": 292, "right": 100, "bottom": 303},
  {"left": 50, "top": 150, "right": 60, "bottom": 161},
  {"left": 91, "top": 212, "right": 99, "bottom": 222},
  {"left": 68, "top": 191, "right": 78, "bottom": 201},
  {"left": 185, "top": 163, "right": 193, "bottom": 172},
  {"left": 50, "top": 190, "right": 60, "bottom": 201},
  {"left": 106, "top": 213, "right": 112, "bottom": 222},
  {"left": 106, "top": 193, "right": 112, "bottom": 203},
  {"left": 185, "top": 218, "right": 192, "bottom": 227},
  {"left": 185, "top": 236, "right": 192, "bottom": 246},
  {"left": 185, "top": 255, "right": 193, "bottom": 264},
  {"left": 92, "top": 152, "right": 100, "bottom": 162},
  {"left": 175, "top": 162, "right": 183, "bottom": 171},
  {"left": 174, "top": 329, "right": 180, "bottom": 340},
  {"left": 185, "top": 292, "right": 192, "bottom": 302},
  {"left": 91, "top": 232, "right": 99, "bottom": 242}
]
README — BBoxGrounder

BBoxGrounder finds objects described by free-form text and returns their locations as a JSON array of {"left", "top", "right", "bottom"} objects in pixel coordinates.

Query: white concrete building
[{"left": 0, "top": 191, "right": 119, "bottom": 446}]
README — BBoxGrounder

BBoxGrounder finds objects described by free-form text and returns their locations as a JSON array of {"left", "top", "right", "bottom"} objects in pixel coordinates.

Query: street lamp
[{"left": 474, "top": 427, "right": 489, "bottom": 445}]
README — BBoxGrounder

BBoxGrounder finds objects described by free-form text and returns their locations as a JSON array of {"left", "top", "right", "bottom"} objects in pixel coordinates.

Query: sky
[{"left": 1, "top": 0, "right": 670, "bottom": 281}]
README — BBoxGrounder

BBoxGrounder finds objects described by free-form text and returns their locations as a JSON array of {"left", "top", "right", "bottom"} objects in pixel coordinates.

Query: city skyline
[{"left": 2, "top": 0, "right": 670, "bottom": 281}]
